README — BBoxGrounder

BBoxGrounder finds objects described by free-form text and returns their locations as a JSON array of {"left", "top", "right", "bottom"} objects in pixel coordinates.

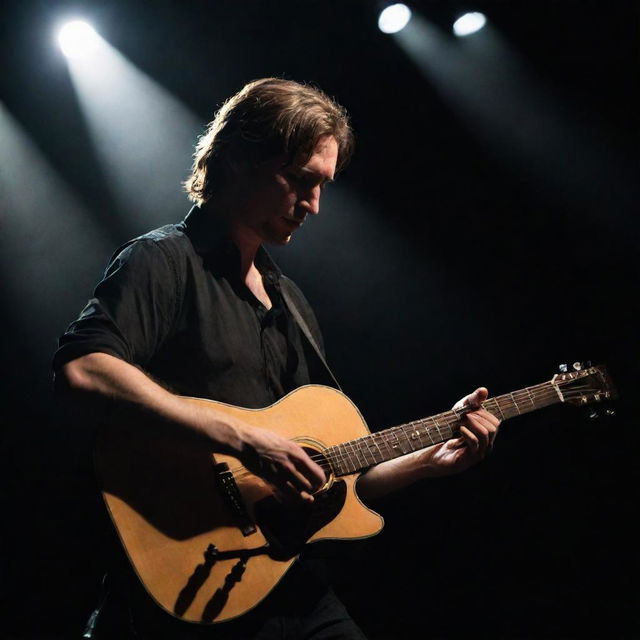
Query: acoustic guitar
[{"left": 95, "top": 363, "right": 615, "bottom": 625}]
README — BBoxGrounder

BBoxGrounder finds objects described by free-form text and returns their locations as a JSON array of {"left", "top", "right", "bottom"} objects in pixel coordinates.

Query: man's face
[{"left": 234, "top": 135, "right": 339, "bottom": 245}]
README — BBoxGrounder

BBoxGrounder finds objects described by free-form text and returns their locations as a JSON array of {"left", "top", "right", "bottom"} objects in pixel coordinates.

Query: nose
[{"left": 299, "top": 185, "right": 321, "bottom": 216}]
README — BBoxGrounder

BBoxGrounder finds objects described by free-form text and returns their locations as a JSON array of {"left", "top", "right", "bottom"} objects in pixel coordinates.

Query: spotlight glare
[
  {"left": 378, "top": 4, "right": 412, "bottom": 35},
  {"left": 453, "top": 12, "right": 487, "bottom": 37},
  {"left": 58, "top": 20, "right": 100, "bottom": 59}
]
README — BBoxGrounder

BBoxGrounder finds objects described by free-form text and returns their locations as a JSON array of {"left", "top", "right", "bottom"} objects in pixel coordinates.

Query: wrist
[{"left": 413, "top": 448, "right": 458, "bottom": 479}]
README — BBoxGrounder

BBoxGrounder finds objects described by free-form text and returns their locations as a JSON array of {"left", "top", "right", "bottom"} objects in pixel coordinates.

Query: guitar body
[
  {"left": 95, "top": 364, "right": 614, "bottom": 625},
  {"left": 95, "top": 385, "right": 384, "bottom": 625}
]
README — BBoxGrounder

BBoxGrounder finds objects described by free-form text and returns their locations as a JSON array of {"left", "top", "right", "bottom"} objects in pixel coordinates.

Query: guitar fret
[
  {"left": 486, "top": 398, "right": 505, "bottom": 420},
  {"left": 342, "top": 441, "right": 359, "bottom": 473},
  {"left": 329, "top": 445, "right": 348, "bottom": 476},
  {"left": 397, "top": 428, "right": 414, "bottom": 456},
  {"left": 370, "top": 433, "right": 384, "bottom": 462},
  {"left": 407, "top": 421, "right": 420, "bottom": 448},
  {"left": 389, "top": 428, "right": 406, "bottom": 454},
  {"left": 343, "top": 444, "right": 354, "bottom": 472},
  {"left": 421, "top": 420, "right": 436, "bottom": 445},
  {"left": 413, "top": 422, "right": 431, "bottom": 449},
  {"left": 376, "top": 432, "right": 395, "bottom": 460},
  {"left": 331, "top": 444, "right": 344, "bottom": 475},
  {"left": 351, "top": 440, "right": 368, "bottom": 469},
  {"left": 405, "top": 423, "right": 418, "bottom": 452},
  {"left": 369, "top": 436, "right": 383, "bottom": 463},
  {"left": 432, "top": 417, "right": 444, "bottom": 440},
  {"left": 365, "top": 436, "right": 380, "bottom": 464},
  {"left": 525, "top": 387, "right": 536, "bottom": 409},
  {"left": 358, "top": 439, "right": 376, "bottom": 466},
  {"left": 336, "top": 445, "right": 352, "bottom": 475},
  {"left": 509, "top": 392, "right": 521, "bottom": 415}
]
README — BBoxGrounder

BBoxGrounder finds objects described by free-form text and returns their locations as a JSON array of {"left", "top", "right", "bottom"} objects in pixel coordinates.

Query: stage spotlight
[
  {"left": 62, "top": 30, "right": 201, "bottom": 232},
  {"left": 452, "top": 12, "right": 486, "bottom": 37},
  {"left": 58, "top": 20, "right": 100, "bottom": 59},
  {"left": 378, "top": 3, "right": 412, "bottom": 34}
]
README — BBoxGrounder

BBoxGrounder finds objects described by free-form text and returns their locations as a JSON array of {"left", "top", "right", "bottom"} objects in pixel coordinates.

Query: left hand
[{"left": 418, "top": 387, "right": 501, "bottom": 476}]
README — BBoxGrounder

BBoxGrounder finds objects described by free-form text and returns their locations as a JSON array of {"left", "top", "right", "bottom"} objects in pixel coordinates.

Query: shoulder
[{"left": 105, "top": 223, "right": 196, "bottom": 274}]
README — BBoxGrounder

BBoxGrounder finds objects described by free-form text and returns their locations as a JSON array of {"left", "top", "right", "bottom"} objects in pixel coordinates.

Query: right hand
[{"left": 238, "top": 426, "right": 326, "bottom": 504}]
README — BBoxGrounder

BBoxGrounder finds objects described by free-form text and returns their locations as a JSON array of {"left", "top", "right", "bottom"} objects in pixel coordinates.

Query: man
[{"left": 54, "top": 78, "right": 500, "bottom": 638}]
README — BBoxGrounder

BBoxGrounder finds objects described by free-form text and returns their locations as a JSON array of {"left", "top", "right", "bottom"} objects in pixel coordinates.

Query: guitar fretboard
[{"left": 324, "top": 381, "right": 561, "bottom": 476}]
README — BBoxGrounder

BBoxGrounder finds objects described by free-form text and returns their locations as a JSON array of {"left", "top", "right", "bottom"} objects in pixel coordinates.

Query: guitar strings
[{"left": 228, "top": 382, "right": 603, "bottom": 481}]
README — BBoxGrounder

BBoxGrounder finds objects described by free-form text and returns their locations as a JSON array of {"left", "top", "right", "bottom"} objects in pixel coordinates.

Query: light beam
[
  {"left": 0, "top": 103, "right": 112, "bottom": 360},
  {"left": 62, "top": 31, "right": 202, "bottom": 234},
  {"left": 391, "top": 14, "right": 633, "bottom": 223}
]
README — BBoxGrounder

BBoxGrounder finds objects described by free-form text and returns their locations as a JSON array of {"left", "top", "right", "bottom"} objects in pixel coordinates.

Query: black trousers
[{"left": 91, "top": 560, "right": 367, "bottom": 640}]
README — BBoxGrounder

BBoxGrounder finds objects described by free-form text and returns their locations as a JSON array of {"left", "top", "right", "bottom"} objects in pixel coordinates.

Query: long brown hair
[{"left": 184, "top": 78, "right": 354, "bottom": 204}]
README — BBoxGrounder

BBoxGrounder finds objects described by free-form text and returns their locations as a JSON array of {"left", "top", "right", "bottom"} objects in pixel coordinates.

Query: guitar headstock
[{"left": 552, "top": 363, "right": 618, "bottom": 406}]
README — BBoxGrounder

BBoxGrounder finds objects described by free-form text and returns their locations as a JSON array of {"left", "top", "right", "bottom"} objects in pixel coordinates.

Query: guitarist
[{"left": 54, "top": 78, "right": 500, "bottom": 639}]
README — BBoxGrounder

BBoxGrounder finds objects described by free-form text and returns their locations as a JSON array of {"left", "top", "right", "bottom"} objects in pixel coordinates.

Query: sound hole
[{"left": 301, "top": 446, "right": 335, "bottom": 492}]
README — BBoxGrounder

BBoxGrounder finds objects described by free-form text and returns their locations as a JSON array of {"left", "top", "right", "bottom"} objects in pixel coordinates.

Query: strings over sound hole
[{"left": 301, "top": 445, "right": 334, "bottom": 492}]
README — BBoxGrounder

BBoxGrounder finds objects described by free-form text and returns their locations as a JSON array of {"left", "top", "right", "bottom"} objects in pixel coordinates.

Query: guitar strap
[{"left": 279, "top": 279, "right": 343, "bottom": 392}]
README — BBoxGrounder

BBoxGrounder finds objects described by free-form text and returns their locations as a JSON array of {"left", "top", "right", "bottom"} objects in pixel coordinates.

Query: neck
[
  {"left": 201, "top": 200, "right": 261, "bottom": 277},
  {"left": 324, "top": 380, "right": 563, "bottom": 477},
  {"left": 229, "top": 224, "right": 262, "bottom": 278}
]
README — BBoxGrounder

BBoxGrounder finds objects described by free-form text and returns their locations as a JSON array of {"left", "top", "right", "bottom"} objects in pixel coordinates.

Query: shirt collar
[{"left": 181, "top": 205, "right": 282, "bottom": 282}]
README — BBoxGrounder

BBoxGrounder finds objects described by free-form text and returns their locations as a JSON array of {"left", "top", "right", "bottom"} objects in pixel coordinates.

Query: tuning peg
[
  {"left": 559, "top": 364, "right": 568, "bottom": 373},
  {"left": 573, "top": 362, "right": 583, "bottom": 371},
  {"left": 587, "top": 407, "right": 615, "bottom": 421}
]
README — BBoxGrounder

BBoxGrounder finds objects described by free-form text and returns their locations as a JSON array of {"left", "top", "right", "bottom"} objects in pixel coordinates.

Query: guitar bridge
[{"left": 213, "top": 461, "right": 257, "bottom": 536}]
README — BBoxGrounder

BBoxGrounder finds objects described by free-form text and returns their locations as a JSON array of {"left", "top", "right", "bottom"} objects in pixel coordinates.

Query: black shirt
[
  {"left": 53, "top": 208, "right": 360, "bottom": 637},
  {"left": 54, "top": 205, "right": 332, "bottom": 407}
]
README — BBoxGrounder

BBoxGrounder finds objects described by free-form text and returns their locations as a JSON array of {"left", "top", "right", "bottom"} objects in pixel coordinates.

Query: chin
[
  {"left": 260, "top": 220, "right": 296, "bottom": 246},
  {"left": 264, "top": 229, "right": 293, "bottom": 245},
  {"left": 263, "top": 237, "right": 292, "bottom": 248},
  {"left": 272, "top": 234, "right": 292, "bottom": 245}
]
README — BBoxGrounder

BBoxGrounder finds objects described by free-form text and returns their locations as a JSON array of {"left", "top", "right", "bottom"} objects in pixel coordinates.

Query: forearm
[
  {"left": 357, "top": 449, "right": 440, "bottom": 501},
  {"left": 358, "top": 392, "right": 501, "bottom": 501},
  {"left": 55, "top": 352, "right": 327, "bottom": 500},
  {"left": 54, "top": 352, "right": 245, "bottom": 453}
]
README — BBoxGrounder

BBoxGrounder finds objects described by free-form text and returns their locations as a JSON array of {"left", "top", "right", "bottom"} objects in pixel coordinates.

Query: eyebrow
[{"left": 299, "top": 166, "right": 335, "bottom": 185}]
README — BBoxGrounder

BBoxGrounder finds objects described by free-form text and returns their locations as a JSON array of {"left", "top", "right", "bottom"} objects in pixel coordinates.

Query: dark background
[{"left": 1, "top": 1, "right": 638, "bottom": 638}]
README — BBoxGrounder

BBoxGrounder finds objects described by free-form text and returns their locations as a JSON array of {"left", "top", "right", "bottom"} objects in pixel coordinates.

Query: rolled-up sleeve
[{"left": 53, "top": 239, "right": 181, "bottom": 371}]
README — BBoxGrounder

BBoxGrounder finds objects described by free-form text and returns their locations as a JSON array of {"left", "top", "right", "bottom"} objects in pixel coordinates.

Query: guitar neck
[{"left": 325, "top": 381, "right": 562, "bottom": 477}]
